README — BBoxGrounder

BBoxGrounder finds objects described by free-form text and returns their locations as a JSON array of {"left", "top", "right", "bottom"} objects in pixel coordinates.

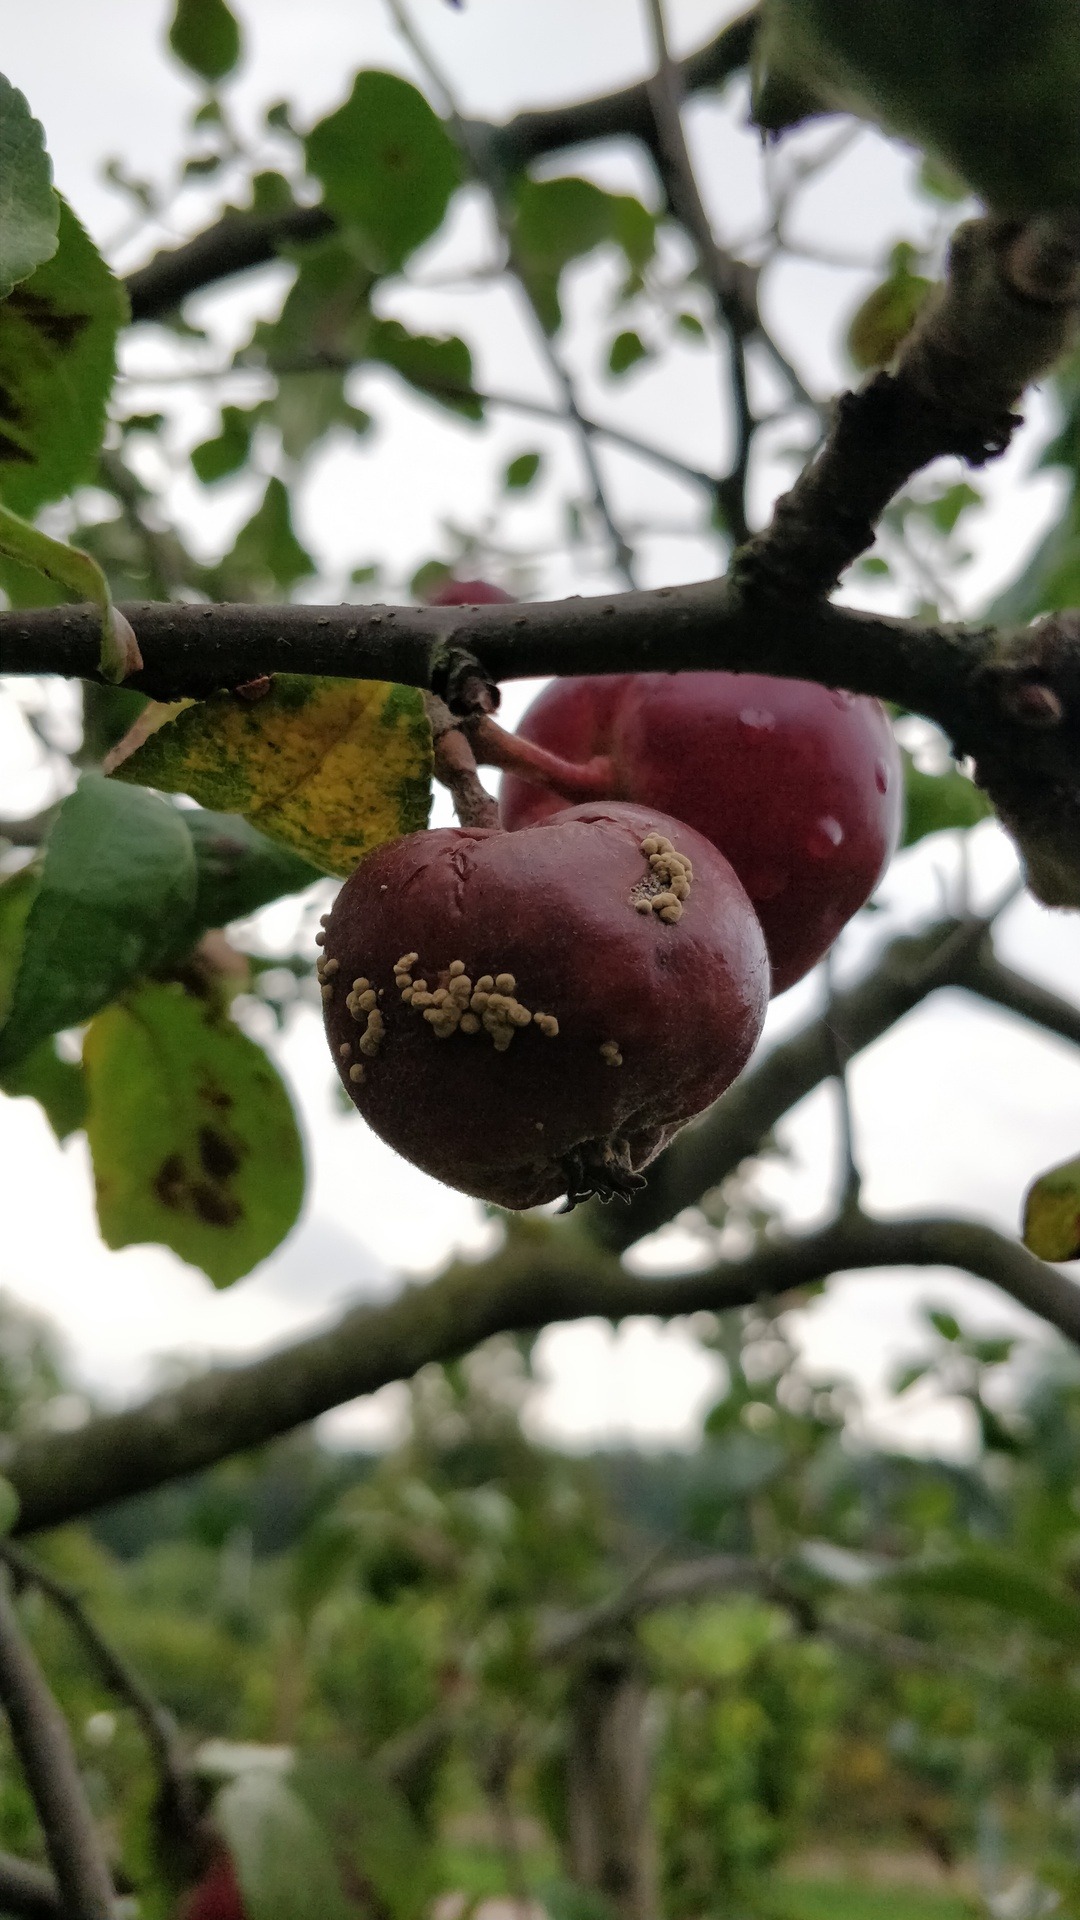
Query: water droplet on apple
[
  {"left": 738, "top": 706, "right": 776, "bottom": 733},
  {"left": 874, "top": 760, "right": 890, "bottom": 793},
  {"left": 805, "top": 815, "right": 845, "bottom": 858}
]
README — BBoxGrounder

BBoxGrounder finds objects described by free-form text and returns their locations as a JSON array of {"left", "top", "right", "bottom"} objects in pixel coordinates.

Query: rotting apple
[
  {"left": 320, "top": 802, "right": 768, "bottom": 1209},
  {"left": 498, "top": 673, "right": 902, "bottom": 992}
]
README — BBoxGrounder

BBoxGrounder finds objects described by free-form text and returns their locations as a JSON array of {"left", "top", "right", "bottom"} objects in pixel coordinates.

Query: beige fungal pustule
[
  {"left": 390, "top": 953, "right": 559, "bottom": 1053},
  {"left": 630, "top": 831, "right": 694, "bottom": 923},
  {"left": 600, "top": 1040, "right": 623, "bottom": 1066}
]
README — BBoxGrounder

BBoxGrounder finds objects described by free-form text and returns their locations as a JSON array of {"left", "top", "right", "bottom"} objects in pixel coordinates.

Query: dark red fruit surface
[
  {"left": 499, "top": 673, "right": 903, "bottom": 994},
  {"left": 176, "top": 1855, "right": 246, "bottom": 1920},
  {"left": 426, "top": 577, "right": 515, "bottom": 605},
  {"left": 320, "top": 802, "right": 768, "bottom": 1209}
]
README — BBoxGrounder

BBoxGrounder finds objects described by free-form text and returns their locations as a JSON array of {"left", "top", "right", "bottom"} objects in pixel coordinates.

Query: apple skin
[
  {"left": 321, "top": 802, "right": 768, "bottom": 1209},
  {"left": 499, "top": 673, "right": 902, "bottom": 993},
  {"left": 176, "top": 1855, "right": 247, "bottom": 1920},
  {"left": 426, "top": 577, "right": 515, "bottom": 605}
]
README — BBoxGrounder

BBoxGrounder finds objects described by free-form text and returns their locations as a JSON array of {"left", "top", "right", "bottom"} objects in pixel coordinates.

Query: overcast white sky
[{"left": 1, "top": 1, "right": 1078, "bottom": 1462}]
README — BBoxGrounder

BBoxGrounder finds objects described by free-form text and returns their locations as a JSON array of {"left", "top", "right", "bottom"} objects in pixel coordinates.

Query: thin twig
[
  {"left": 0, "top": 1540, "right": 201, "bottom": 1854},
  {"left": 387, "top": 0, "right": 639, "bottom": 588},
  {"left": 0, "top": 1850, "right": 61, "bottom": 1920},
  {"left": 823, "top": 951, "right": 862, "bottom": 1217},
  {"left": 0, "top": 1575, "right": 116, "bottom": 1920},
  {"left": 120, "top": 357, "right": 723, "bottom": 495},
  {"left": 645, "top": 0, "right": 756, "bottom": 541}
]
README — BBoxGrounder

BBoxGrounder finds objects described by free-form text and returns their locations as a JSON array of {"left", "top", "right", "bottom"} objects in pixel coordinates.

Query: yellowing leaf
[
  {"left": 84, "top": 981, "right": 305, "bottom": 1287},
  {"left": 1023, "top": 1154, "right": 1080, "bottom": 1263},
  {"left": 111, "top": 676, "right": 432, "bottom": 877}
]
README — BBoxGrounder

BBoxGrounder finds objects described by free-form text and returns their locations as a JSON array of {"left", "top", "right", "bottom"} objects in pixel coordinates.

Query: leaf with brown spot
[
  {"left": 111, "top": 675, "right": 433, "bottom": 877},
  {"left": 0, "top": 196, "right": 127, "bottom": 516},
  {"left": 83, "top": 980, "right": 305, "bottom": 1287}
]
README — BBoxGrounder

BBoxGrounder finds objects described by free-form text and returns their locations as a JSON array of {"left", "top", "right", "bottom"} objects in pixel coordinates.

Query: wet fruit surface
[
  {"left": 322, "top": 802, "right": 768, "bottom": 1208},
  {"left": 499, "top": 672, "right": 902, "bottom": 992}
]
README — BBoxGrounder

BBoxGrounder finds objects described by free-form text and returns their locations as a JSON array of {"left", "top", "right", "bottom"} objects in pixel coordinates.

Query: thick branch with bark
[
  {"left": 5, "top": 1210, "right": 1077, "bottom": 1536},
  {"left": 8, "top": 212, "right": 1080, "bottom": 897}
]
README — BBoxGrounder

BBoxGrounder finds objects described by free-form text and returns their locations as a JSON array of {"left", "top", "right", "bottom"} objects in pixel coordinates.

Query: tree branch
[
  {"left": 588, "top": 908, "right": 1018, "bottom": 1251},
  {"left": 0, "top": 1540, "right": 200, "bottom": 1857},
  {"left": 0, "top": 1851, "right": 61, "bottom": 1920},
  {"left": 0, "top": 1577, "right": 117, "bottom": 1919},
  {"left": 737, "top": 213, "right": 1080, "bottom": 603},
  {"left": 645, "top": 0, "right": 758, "bottom": 540},
  {"left": 959, "top": 940, "right": 1080, "bottom": 1050},
  {"left": 5, "top": 600, "right": 1078, "bottom": 910},
  {"left": 123, "top": 12, "right": 758, "bottom": 322},
  {"left": 6, "top": 1212, "right": 1077, "bottom": 1536}
]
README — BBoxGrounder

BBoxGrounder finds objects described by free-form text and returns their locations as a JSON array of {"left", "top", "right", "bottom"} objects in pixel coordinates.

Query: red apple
[
  {"left": 320, "top": 802, "right": 768, "bottom": 1208},
  {"left": 425, "top": 577, "right": 515, "bottom": 606},
  {"left": 176, "top": 1854, "right": 247, "bottom": 1920},
  {"left": 499, "top": 673, "right": 902, "bottom": 993}
]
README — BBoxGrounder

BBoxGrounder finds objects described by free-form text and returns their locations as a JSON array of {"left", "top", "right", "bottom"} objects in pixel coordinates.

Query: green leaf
[
  {"left": 368, "top": 317, "right": 482, "bottom": 420},
  {"left": 168, "top": 0, "right": 242, "bottom": 83},
  {"left": 214, "top": 477, "right": 314, "bottom": 597},
  {"left": 0, "top": 776, "right": 197, "bottom": 1071},
  {"left": 608, "top": 328, "right": 649, "bottom": 376},
  {"left": 927, "top": 1308, "right": 962, "bottom": 1342},
  {"left": 504, "top": 450, "right": 542, "bottom": 491},
  {"left": 0, "top": 1038, "right": 87, "bottom": 1142},
  {"left": 257, "top": 236, "right": 376, "bottom": 364},
  {"left": 0, "top": 197, "right": 128, "bottom": 517},
  {"left": 900, "top": 752, "right": 992, "bottom": 846},
  {"left": 0, "top": 1478, "right": 19, "bottom": 1538},
  {"left": 889, "top": 1548, "right": 1080, "bottom": 1643},
  {"left": 84, "top": 981, "right": 305, "bottom": 1288},
  {"left": 190, "top": 404, "right": 260, "bottom": 483},
  {"left": 181, "top": 809, "right": 321, "bottom": 936},
  {"left": 0, "top": 74, "right": 59, "bottom": 297},
  {"left": 1023, "top": 1152, "right": 1080, "bottom": 1262},
  {"left": 112, "top": 677, "right": 432, "bottom": 877},
  {"left": 920, "top": 479, "right": 981, "bottom": 535},
  {"left": 0, "top": 868, "right": 38, "bottom": 1024},
  {"left": 676, "top": 311, "right": 706, "bottom": 339},
  {"left": 511, "top": 176, "right": 657, "bottom": 332},
  {"left": 272, "top": 369, "right": 371, "bottom": 462},
  {"left": 847, "top": 257, "right": 934, "bottom": 371},
  {"left": 292, "top": 1753, "right": 435, "bottom": 1919},
  {"left": 305, "top": 70, "right": 461, "bottom": 271},
  {"left": 214, "top": 1769, "right": 354, "bottom": 1918},
  {"left": 751, "top": 0, "right": 1080, "bottom": 216},
  {"left": 0, "top": 502, "right": 140, "bottom": 682}
]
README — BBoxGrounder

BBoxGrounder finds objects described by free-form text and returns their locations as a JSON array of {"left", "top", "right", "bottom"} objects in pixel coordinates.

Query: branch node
[{"left": 430, "top": 644, "right": 500, "bottom": 717}]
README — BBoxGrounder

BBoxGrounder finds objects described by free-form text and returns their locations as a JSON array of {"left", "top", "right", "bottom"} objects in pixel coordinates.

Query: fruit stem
[
  {"left": 424, "top": 693, "right": 500, "bottom": 829},
  {"left": 468, "top": 714, "right": 617, "bottom": 802}
]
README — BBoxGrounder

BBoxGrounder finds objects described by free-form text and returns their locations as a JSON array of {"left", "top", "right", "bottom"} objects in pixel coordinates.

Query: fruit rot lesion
[{"left": 321, "top": 801, "right": 769, "bottom": 1211}]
